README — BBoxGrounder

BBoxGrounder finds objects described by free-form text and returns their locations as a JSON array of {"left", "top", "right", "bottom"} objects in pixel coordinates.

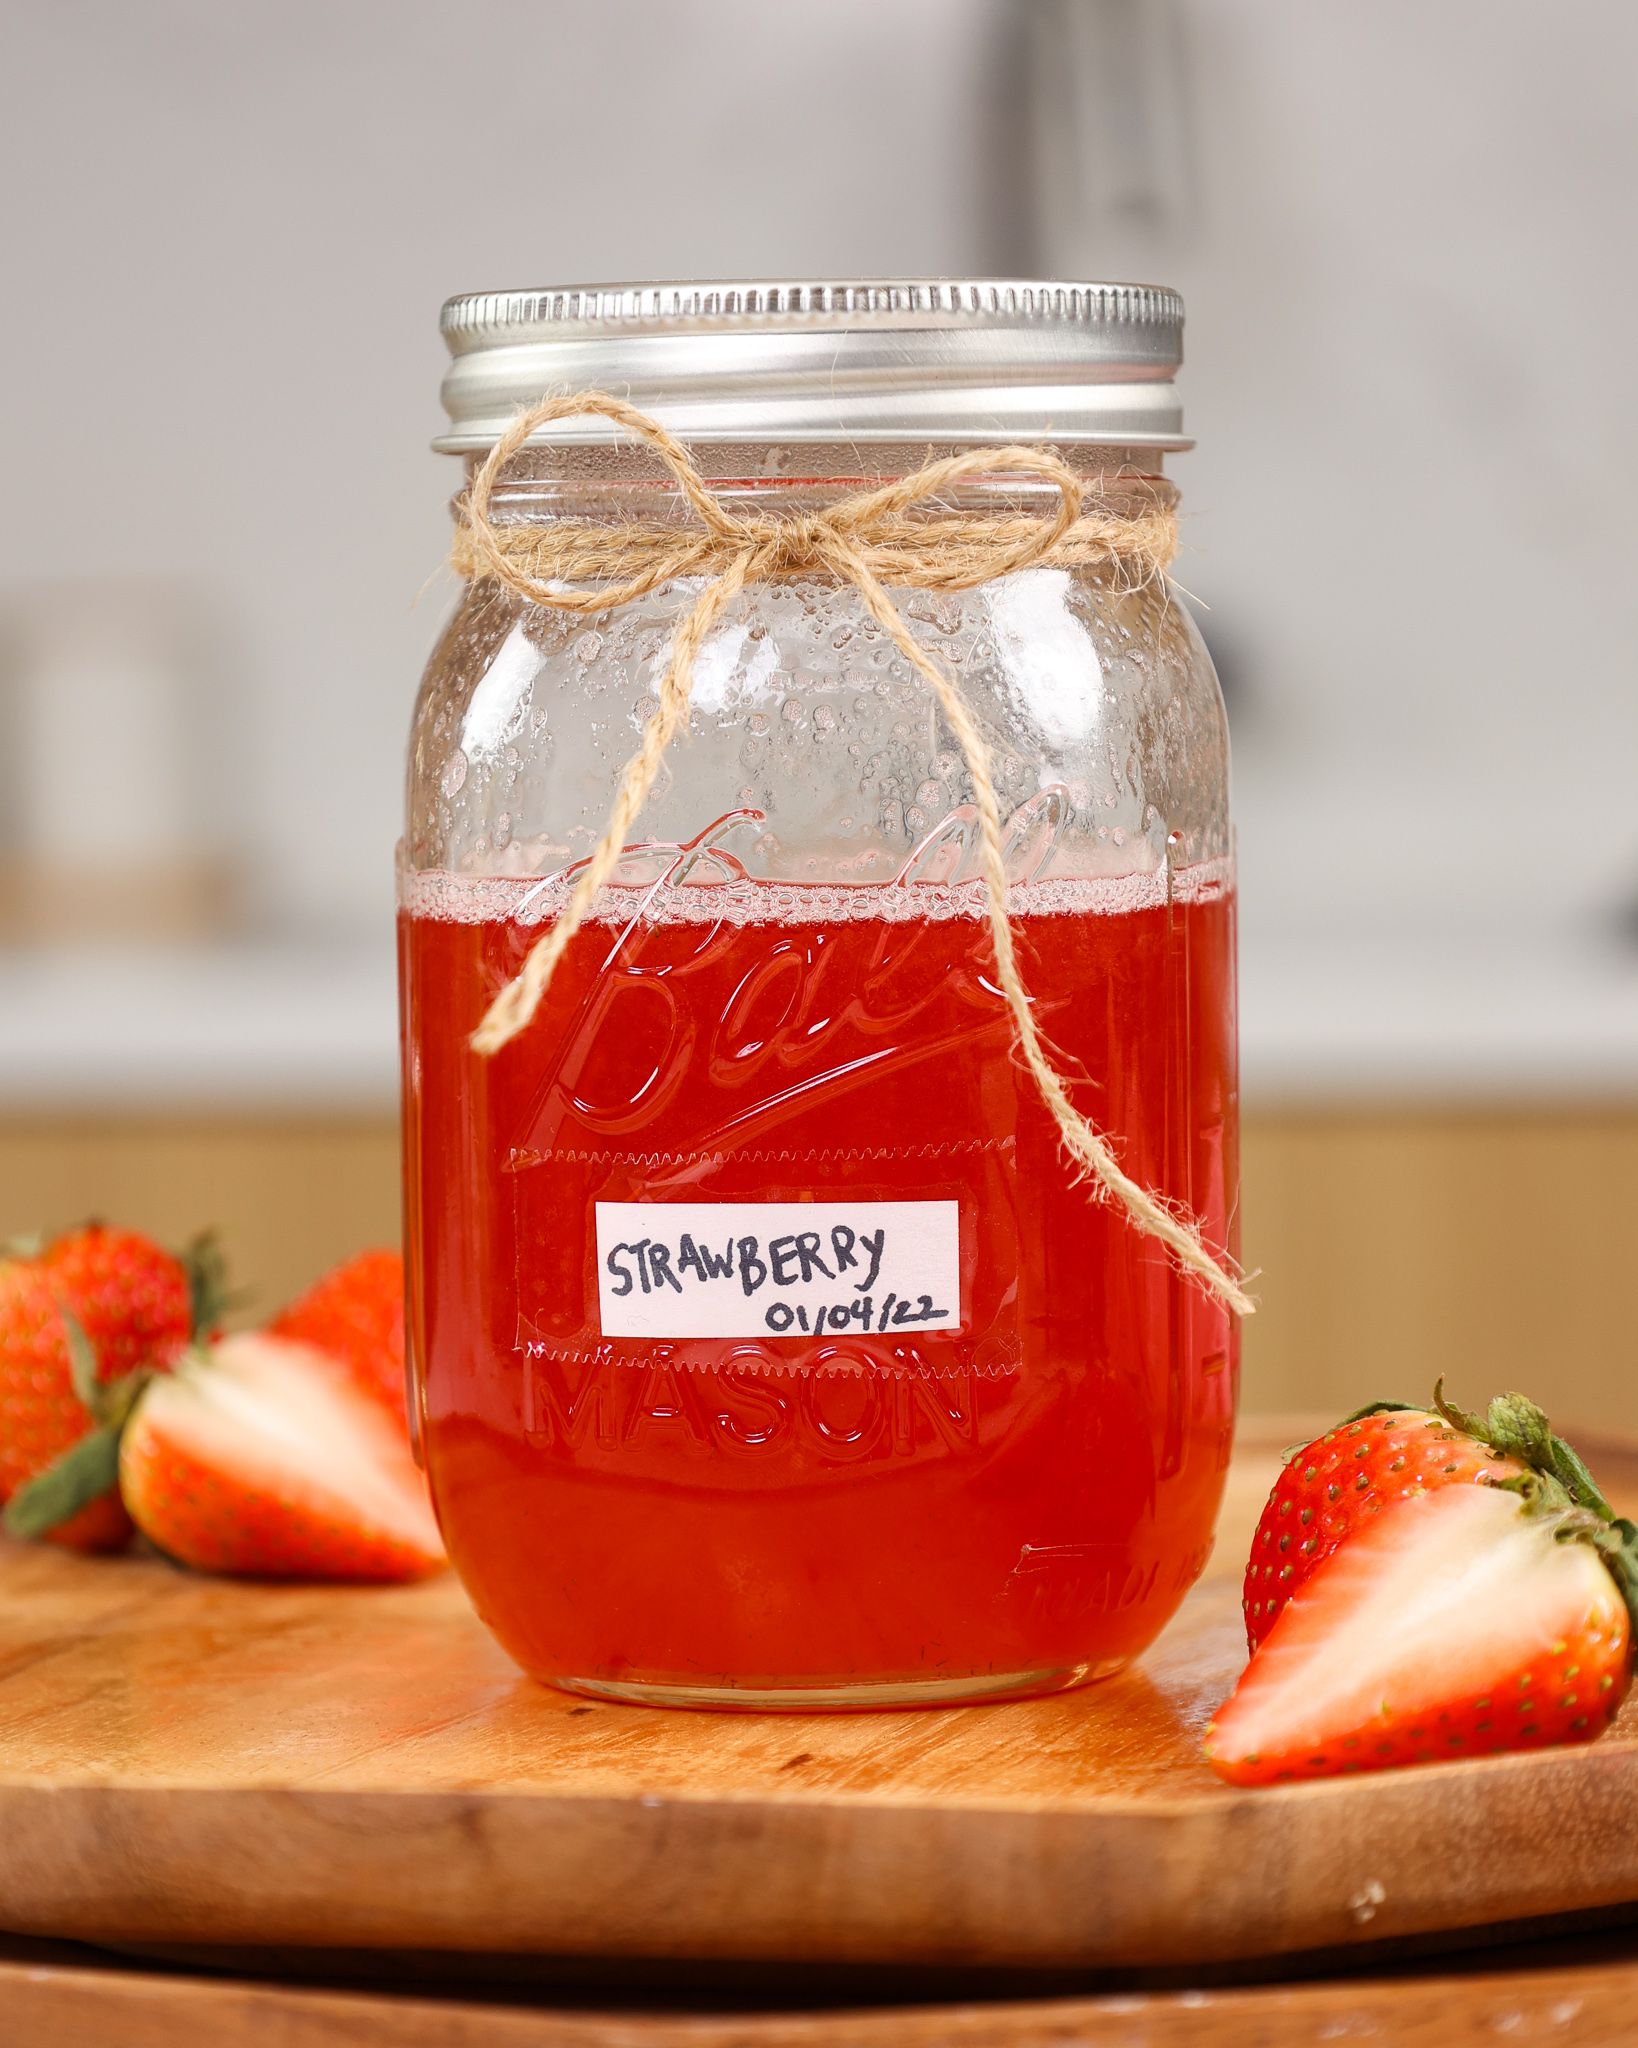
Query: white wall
[
  {"left": 0, "top": 0, "right": 1012, "bottom": 932},
  {"left": 1153, "top": 2, "right": 1638, "bottom": 955},
  {"left": 2, "top": 1, "right": 1635, "bottom": 1046}
]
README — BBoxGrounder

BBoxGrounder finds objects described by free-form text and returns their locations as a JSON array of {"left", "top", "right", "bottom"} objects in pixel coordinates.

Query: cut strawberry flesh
[
  {"left": 1243, "top": 1410, "right": 1521, "bottom": 1649},
  {"left": 1208, "top": 1484, "right": 1631, "bottom": 1784},
  {"left": 121, "top": 1333, "right": 444, "bottom": 1581}
]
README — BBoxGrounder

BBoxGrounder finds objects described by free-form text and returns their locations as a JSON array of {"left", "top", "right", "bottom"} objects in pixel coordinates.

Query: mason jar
[{"left": 400, "top": 280, "right": 1239, "bottom": 1707}]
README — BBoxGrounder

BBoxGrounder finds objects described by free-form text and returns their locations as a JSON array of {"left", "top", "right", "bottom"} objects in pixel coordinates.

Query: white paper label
[{"left": 594, "top": 1200, "right": 961, "bottom": 1340}]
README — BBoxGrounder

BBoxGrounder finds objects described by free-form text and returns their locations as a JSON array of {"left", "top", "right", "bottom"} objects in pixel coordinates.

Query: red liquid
[{"left": 400, "top": 876, "right": 1239, "bottom": 1702}]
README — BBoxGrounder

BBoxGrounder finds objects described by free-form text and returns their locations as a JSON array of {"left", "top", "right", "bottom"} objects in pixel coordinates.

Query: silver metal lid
[{"left": 434, "top": 279, "right": 1188, "bottom": 453}]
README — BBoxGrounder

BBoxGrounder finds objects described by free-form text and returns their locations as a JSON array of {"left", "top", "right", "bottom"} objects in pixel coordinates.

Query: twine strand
[{"left": 455, "top": 393, "right": 1252, "bottom": 1317}]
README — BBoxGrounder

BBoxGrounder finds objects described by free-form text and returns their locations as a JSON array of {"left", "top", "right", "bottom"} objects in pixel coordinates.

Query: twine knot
[{"left": 449, "top": 391, "right": 1251, "bottom": 1316}]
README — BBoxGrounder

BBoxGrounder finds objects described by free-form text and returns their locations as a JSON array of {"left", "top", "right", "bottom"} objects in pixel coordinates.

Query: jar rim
[{"left": 434, "top": 278, "right": 1190, "bottom": 455}]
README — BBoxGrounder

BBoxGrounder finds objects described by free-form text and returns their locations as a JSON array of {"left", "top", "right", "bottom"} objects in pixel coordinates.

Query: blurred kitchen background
[{"left": 2, "top": 0, "right": 1634, "bottom": 1424}]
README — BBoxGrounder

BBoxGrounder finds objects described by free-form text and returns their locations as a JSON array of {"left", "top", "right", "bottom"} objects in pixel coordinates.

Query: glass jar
[{"left": 400, "top": 281, "right": 1239, "bottom": 1708}]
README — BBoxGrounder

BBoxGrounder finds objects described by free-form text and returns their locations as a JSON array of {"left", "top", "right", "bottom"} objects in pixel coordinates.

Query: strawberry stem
[{"left": 1433, "top": 1377, "right": 1620, "bottom": 1523}]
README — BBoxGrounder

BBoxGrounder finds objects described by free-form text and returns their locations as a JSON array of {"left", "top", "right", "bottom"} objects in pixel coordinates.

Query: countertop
[{"left": 3, "top": 925, "right": 1637, "bottom": 1112}]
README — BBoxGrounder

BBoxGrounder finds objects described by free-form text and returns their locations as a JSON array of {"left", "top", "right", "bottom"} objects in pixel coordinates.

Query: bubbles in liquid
[
  {"left": 575, "top": 631, "right": 603, "bottom": 663},
  {"left": 399, "top": 855, "right": 1233, "bottom": 929},
  {"left": 441, "top": 749, "right": 468, "bottom": 798}
]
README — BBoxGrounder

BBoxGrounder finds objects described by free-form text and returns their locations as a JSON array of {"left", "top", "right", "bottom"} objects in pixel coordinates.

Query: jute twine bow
[{"left": 453, "top": 391, "right": 1252, "bottom": 1316}]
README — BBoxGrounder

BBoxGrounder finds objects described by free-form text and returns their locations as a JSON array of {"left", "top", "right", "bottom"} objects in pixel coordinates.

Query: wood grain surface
[
  {"left": 0, "top": 1424, "right": 1634, "bottom": 1974},
  {"left": 6, "top": 1927, "right": 1638, "bottom": 2046}
]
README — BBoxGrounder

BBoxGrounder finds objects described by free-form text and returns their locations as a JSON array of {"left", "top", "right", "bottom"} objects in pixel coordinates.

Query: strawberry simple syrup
[{"left": 400, "top": 865, "right": 1239, "bottom": 1702}]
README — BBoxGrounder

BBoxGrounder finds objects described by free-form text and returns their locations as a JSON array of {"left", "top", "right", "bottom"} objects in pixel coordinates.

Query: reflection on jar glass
[{"left": 399, "top": 281, "right": 1239, "bottom": 1708}]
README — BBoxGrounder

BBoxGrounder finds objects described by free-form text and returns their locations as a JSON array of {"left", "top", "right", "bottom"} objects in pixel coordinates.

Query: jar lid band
[{"left": 434, "top": 279, "right": 1189, "bottom": 454}]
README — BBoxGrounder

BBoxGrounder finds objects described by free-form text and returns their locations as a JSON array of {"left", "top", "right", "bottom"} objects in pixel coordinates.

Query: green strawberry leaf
[
  {"left": 99, "top": 1367, "right": 153, "bottom": 1434},
  {"left": 179, "top": 1228, "right": 244, "bottom": 1339},
  {"left": 1526, "top": 1420, "right": 1618, "bottom": 1523},
  {"left": 1435, "top": 1378, "right": 1621, "bottom": 1524},
  {"left": 2, "top": 1426, "right": 121, "bottom": 1540},
  {"left": 1589, "top": 1517, "right": 1638, "bottom": 1637},
  {"left": 61, "top": 1307, "right": 104, "bottom": 1418},
  {"left": 3, "top": 1362, "right": 152, "bottom": 1541}
]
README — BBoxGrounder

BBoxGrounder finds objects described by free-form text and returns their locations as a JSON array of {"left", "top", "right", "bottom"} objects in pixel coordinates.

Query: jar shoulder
[{"left": 405, "top": 570, "right": 1229, "bottom": 885}]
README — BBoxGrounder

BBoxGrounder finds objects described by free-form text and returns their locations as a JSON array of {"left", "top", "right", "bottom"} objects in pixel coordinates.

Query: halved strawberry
[
  {"left": 118, "top": 1332, "right": 444, "bottom": 1581},
  {"left": 1206, "top": 1478, "right": 1635, "bottom": 1784},
  {"left": 1243, "top": 1385, "right": 1616, "bottom": 1650},
  {"left": 267, "top": 1248, "right": 406, "bottom": 1425},
  {"left": 0, "top": 1225, "right": 221, "bottom": 1552}
]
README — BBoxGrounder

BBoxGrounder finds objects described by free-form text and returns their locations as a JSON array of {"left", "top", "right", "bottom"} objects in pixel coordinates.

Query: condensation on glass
[{"left": 400, "top": 282, "right": 1239, "bottom": 1708}]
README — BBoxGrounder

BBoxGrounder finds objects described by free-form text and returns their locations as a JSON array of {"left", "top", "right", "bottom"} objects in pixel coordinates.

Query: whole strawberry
[
  {"left": 0, "top": 1225, "right": 216, "bottom": 1552},
  {"left": 1208, "top": 1387, "right": 1638, "bottom": 1785},
  {"left": 268, "top": 1248, "right": 407, "bottom": 1425}
]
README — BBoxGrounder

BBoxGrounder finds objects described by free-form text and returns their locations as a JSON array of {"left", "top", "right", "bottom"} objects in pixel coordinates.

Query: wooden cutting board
[{"left": 1, "top": 1420, "right": 1635, "bottom": 1971}]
